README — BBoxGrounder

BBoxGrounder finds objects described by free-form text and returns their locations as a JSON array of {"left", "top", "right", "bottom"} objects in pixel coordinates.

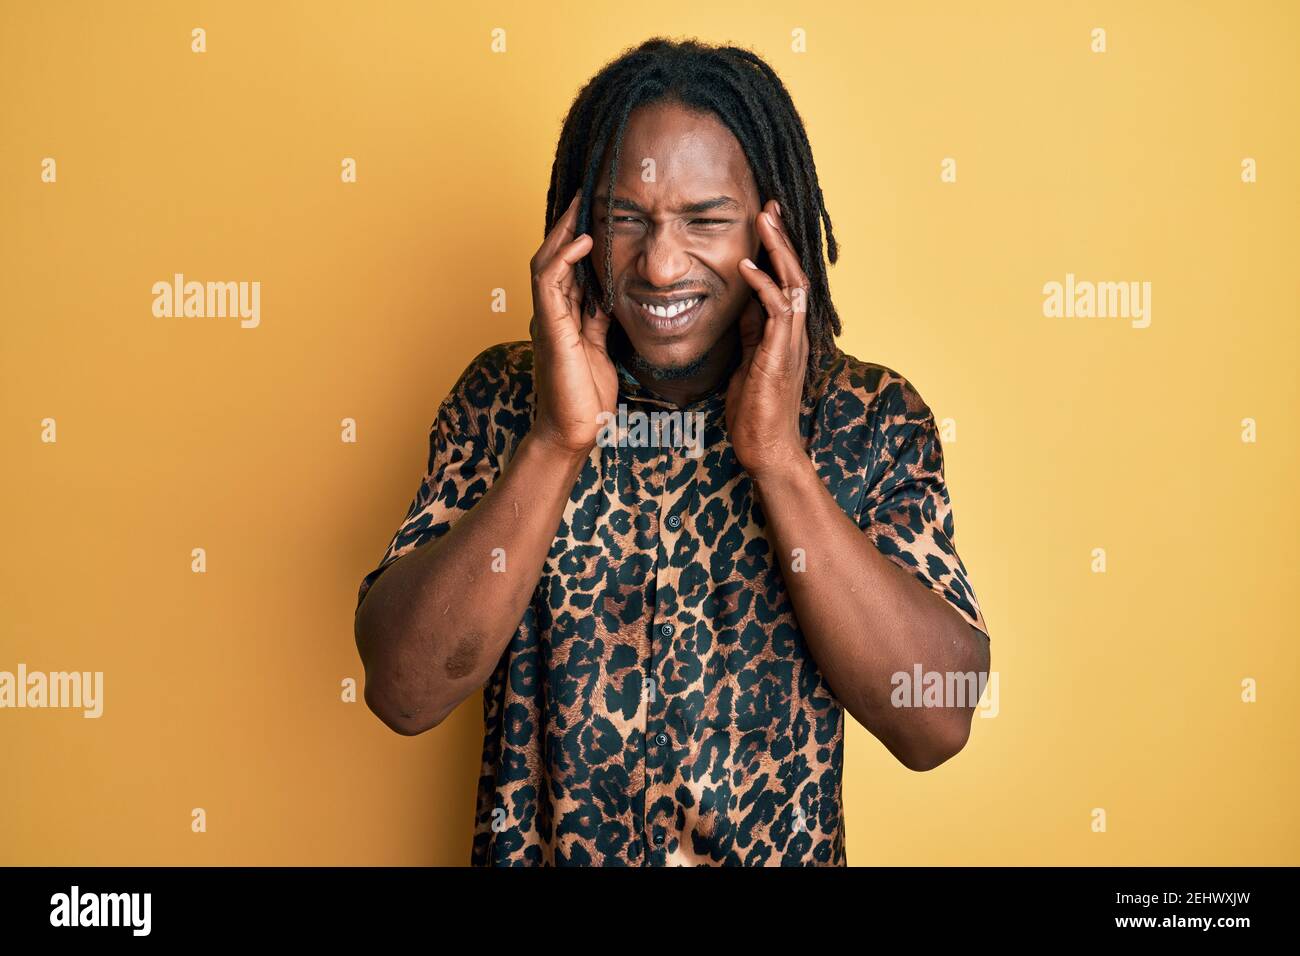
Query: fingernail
[
  {"left": 773, "top": 201, "right": 782, "bottom": 218},
  {"left": 763, "top": 212, "right": 776, "bottom": 228},
  {"left": 741, "top": 258, "right": 758, "bottom": 270}
]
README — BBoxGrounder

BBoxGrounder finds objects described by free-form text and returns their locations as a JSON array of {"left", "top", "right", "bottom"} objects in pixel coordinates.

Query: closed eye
[{"left": 606, "top": 215, "right": 730, "bottom": 227}]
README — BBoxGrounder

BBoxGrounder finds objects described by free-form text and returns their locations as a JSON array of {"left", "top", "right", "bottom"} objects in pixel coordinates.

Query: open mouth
[{"left": 631, "top": 294, "right": 707, "bottom": 334}]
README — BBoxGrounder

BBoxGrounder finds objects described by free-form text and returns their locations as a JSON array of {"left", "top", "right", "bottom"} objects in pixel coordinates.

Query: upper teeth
[{"left": 641, "top": 297, "right": 701, "bottom": 318}]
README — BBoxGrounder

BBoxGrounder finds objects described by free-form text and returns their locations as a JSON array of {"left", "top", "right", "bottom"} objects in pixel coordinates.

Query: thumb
[
  {"left": 580, "top": 298, "right": 612, "bottom": 353},
  {"left": 736, "top": 294, "right": 764, "bottom": 365}
]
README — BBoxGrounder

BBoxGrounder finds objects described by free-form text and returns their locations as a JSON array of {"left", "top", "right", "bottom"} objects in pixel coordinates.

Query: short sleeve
[
  {"left": 354, "top": 349, "right": 503, "bottom": 616},
  {"left": 857, "top": 375, "right": 989, "bottom": 637}
]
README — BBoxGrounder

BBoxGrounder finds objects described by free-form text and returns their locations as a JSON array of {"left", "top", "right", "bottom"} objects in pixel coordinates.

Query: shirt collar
[{"left": 610, "top": 341, "right": 843, "bottom": 416}]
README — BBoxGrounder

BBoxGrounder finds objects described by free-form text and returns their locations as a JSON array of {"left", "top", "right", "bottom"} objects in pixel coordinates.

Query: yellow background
[{"left": 1, "top": 0, "right": 1296, "bottom": 865}]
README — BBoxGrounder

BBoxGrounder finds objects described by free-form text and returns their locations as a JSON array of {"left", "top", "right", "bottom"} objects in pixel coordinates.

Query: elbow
[
  {"left": 355, "top": 627, "right": 444, "bottom": 738},
  {"left": 899, "top": 623, "right": 989, "bottom": 771},
  {"left": 354, "top": 598, "right": 445, "bottom": 736},
  {"left": 897, "top": 714, "right": 973, "bottom": 773},
  {"left": 363, "top": 678, "right": 444, "bottom": 736}
]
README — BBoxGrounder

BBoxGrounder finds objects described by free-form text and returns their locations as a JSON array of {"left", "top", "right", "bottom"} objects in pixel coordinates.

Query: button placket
[
  {"left": 644, "top": 429, "right": 709, "bottom": 864},
  {"left": 623, "top": 393, "right": 717, "bottom": 865},
  {"left": 645, "top": 439, "right": 683, "bottom": 864}
]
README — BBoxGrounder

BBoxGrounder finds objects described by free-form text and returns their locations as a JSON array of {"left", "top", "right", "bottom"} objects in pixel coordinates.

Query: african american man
[{"left": 353, "top": 37, "right": 991, "bottom": 867}]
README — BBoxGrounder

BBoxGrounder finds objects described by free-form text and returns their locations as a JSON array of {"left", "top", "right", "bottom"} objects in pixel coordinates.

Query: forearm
[
  {"left": 752, "top": 457, "right": 990, "bottom": 770},
  {"left": 355, "top": 431, "right": 587, "bottom": 734}
]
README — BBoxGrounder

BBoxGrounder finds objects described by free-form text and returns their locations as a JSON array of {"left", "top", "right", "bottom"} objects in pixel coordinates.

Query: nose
[{"left": 636, "top": 223, "right": 693, "bottom": 289}]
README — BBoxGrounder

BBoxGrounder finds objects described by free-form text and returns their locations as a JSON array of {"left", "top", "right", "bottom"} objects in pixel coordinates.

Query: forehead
[{"left": 597, "top": 99, "right": 758, "bottom": 203}]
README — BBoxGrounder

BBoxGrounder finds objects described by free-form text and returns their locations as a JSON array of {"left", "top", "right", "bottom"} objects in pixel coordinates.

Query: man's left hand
[{"left": 725, "top": 198, "right": 811, "bottom": 481}]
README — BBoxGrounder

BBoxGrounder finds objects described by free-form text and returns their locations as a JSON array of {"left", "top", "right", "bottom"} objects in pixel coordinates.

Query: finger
[
  {"left": 788, "top": 277, "right": 808, "bottom": 363},
  {"left": 535, "top": 232, "right": 592, "bottom": 298},
  {"left": 756, "top": 202, "right": 809, "bottom": 300},
  {"left": 735, "top": 293, "right": 764, "bottom": 367},
  {"left": 794, "top": 308, "right": 809, "bottom": 377},
  {"left": 555, "top": 230, "right": 592, "bottom": 266},
  {"left": 531, "top": 191, "right": 583, "bottom": 275},
  {"left": 764, "top": 198, "right": 799, "bottom": 262},
  {"left": 763, "top": 201, "right": 810, "bottom": 356},
  {"left": 739, "top": 256, "right": 793, "bottom": 360},
  {"left": 535, "top": 232, "right": 593, "bottom": 335},
  {"left": 580, "top": 298, "right": 612, "bottom": 353}
]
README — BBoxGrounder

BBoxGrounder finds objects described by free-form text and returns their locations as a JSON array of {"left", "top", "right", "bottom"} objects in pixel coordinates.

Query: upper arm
[
  {"left": 354, "top": 346, "right": 509, "bottom": 617},
  {"left": 856, "top": 374, "right": 990, "bottom": 640}
]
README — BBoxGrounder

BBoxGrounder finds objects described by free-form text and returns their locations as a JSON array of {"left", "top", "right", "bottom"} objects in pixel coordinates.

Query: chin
[
  {"left": 636, "top": 343, "right": 704, "bottom": 369},
  {"left": 611, "top": 301, "right": 734, "bottom": 381}
]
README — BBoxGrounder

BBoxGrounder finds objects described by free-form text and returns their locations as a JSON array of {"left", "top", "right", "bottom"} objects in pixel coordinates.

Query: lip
[{"left": 630, "top": 295, "right": 707, "bottom": 335}]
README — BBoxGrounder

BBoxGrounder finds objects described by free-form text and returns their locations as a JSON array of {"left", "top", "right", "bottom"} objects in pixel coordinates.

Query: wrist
[
  {"left": 522, "top": 428, "right": 593, "bottom": 474},
  {"left": 746, "top": 448, "right": 817, "bottom": 492}
]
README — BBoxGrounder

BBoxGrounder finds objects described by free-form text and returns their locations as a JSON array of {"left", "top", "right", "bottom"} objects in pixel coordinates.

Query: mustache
[{"left": 620, "top": 279, "right": 720, "bottom": 300}]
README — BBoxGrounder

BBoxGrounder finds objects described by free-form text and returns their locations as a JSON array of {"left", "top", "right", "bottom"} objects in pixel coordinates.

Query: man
[{"left": 353, "top": 37, "right": 990, "bottom": 866}]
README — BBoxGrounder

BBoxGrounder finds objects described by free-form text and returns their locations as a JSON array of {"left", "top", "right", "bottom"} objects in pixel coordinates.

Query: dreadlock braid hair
[{"left": 543, "top": 37, "right": 842, "bottom": 398}]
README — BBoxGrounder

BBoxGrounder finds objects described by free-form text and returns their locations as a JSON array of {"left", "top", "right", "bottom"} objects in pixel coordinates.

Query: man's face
[{"left": 589, "top": 99, "right": 762, "bottom": 378}]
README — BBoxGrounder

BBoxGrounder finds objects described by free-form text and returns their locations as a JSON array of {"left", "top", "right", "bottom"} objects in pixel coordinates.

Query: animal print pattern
[{"left": 356, "top": 341, "right": 989, "bottom": 866}]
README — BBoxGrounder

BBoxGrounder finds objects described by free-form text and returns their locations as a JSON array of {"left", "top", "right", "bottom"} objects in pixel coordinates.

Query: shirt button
[
  {"left": 655, "top": 733, "right": 668, "bottom": 746},
  {"left": 666, "top": 514, "right": 681, "bottom": 530},
  {"left": 660, "top": 623, "right": 674, "bottom": 638}
]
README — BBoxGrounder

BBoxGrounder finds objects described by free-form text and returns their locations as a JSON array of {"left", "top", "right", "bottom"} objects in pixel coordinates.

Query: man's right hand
[{"left": 529, "top": 191, "right": 618, "bottom": 457}]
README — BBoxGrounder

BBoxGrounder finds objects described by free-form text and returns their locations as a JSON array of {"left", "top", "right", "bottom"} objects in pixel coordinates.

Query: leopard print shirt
[{"left": 356, "top": 340, "right": 989, "bottom": 866}]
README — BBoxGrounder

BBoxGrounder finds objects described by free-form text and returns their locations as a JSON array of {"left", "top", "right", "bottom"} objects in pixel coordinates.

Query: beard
[
  {"left": 607, "top": 314, "right": 714, "bottom": 382},
  {"left": 626, "top": 348, "right": 710, "bottom": 381},
  {"left": 598, "top": 281, "right": 741, "bottom": 388}
]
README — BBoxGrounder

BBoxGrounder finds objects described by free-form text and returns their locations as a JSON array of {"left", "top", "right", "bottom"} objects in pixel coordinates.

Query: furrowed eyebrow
[
  {"left": 593, "top": 194, "right": 742, "bottom": 215},
  {"left": 678, "top": 196, "right": 742, "bottom": 214}
]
